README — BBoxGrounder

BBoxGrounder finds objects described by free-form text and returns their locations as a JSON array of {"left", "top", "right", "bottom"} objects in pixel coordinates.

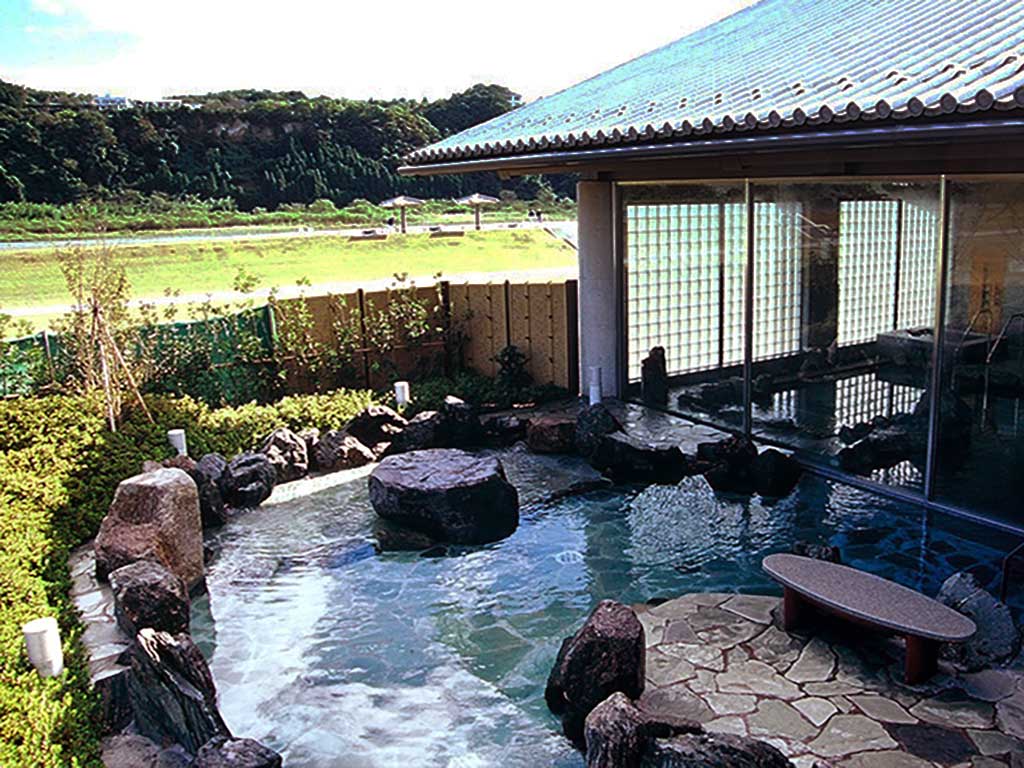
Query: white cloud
[
  {"left": 7, "top": 0, "right": 758, "bottom": 101},
  {"left": 30, "top": 0, "right": 69, "bottom": 16}
]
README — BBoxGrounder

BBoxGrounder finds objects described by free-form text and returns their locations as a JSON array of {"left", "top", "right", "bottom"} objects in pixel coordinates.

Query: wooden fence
[{"left": 275, "top": 279, "right": 579, "bottom": 393}]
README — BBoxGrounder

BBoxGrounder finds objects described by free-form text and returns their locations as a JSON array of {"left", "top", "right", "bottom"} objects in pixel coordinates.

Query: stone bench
[{"left": 763, "top": 553, "right": 976, "bottom": 684}]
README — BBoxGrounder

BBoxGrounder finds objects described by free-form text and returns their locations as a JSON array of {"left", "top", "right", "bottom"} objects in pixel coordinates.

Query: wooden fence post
[
  {"left": 566, "top": 279, "right": 580, "bottom": 395},
  {"left": 357, "top": 288, "right": 370, "bottom": 388}
]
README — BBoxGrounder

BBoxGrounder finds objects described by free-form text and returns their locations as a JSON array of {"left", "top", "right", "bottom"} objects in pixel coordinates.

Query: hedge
[{"left": 0, "top": 388, "right": 374, "bottom": 766}]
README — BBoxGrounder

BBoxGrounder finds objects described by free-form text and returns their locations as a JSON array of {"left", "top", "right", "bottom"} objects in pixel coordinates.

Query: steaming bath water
[{"left": 191, "top": 460, "right": 1015, "bottom": 767}]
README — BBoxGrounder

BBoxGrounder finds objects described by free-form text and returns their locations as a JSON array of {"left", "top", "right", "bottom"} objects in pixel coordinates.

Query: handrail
[
  {"left": 1000, "top": 540, "right": 1024, "bottom": 603},
  {"left": 951, "top": 306, "right": 995, "bottom": 390},
  {"left": 985, "top": 312, "right": 1024, "bottom": 366}
]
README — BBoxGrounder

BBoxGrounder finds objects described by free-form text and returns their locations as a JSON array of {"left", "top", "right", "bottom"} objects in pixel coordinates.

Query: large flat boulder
[
  {"left": 95, "top": 468, "right": 204, "bottom": 589},
  {"left": 368, "top": 449, "right": 519, "bottom": 544},
  {"left": 546, "top": 600, "right": 646, "bottom": 745},
  {"left": 590, "top": 431, "right": 693, "bottom": 484}
]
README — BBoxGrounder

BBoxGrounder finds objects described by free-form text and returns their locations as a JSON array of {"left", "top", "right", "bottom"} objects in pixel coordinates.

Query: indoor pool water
[{"left": 190, "top": 461, "right": 1021, "bottom": 768}]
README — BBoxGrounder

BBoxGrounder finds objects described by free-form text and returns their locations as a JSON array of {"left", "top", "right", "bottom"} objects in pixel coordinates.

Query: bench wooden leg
[
  {"left": 905, "top": 635, "right": 939, "bottom": 684},
  {"left": 782, "top": 586, "right": 808, "bottom": 631}
]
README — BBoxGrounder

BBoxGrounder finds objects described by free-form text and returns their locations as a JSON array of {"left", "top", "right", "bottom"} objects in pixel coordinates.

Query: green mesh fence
[{"left": 1, "top": 305, "right": 277, "bottom": 405}]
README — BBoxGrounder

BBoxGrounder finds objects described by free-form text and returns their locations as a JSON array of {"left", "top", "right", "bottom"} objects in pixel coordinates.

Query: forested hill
[{"left": 0, "top": 80, "right": 572, "bottom": 209}]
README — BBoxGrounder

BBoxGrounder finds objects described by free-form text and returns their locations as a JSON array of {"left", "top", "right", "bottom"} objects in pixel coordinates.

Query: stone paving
[{"left": 634, "top": 593, "right": 1024, "bottom": 767}]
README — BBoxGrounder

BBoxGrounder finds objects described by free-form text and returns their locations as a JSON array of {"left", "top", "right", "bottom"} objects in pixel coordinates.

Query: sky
[{"left": 0, "top": 0, "right": 758, "bottom": 102}]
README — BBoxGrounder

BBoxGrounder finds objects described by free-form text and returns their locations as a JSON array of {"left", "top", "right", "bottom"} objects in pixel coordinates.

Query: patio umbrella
[
  {"left": 380, "top": 195, "right": 424, "bottom": 234},
  {"left": 455, "top": 193, "right": 500, "bottom": 230}
]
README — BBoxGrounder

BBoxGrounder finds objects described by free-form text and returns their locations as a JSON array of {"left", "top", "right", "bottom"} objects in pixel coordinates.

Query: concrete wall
[{"left": 577, "top": 180, "right": 621, "bottom": 398}]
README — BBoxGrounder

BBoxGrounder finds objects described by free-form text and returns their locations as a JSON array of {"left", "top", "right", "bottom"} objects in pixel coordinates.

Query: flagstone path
[{"left": 634, "top": 593, "right": 1024, "bottom": 767}]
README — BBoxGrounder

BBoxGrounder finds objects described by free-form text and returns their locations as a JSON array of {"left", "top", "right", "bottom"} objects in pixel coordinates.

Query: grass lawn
[{"left": 0, "top": 229, "right": 576, "bottom": 315}]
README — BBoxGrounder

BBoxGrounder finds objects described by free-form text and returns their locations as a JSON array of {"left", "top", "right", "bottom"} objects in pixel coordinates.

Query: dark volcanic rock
[
  {"left": 219, "top": 453, "right": 276, "bottom": 508},
  {"left": 584, "top": 692, "right": 701, "bottom": 768},
  {"left": 439, "top": 395, "right": 484, "bottom": 447},
  {"left": 163, "top": 454, "right": 197, "bottom": 473},
  {"left": 937, "top": 571, "right": 1020, "bottom": 670},
  {"left": 346, "top": 404, "right": 408, "bottom": 457},
  {"left": 299, "top": 428, "right": 321, "bottom": 470},
  {"left": 641, "top": 347, "right": 669, "bottom": 407},
  {"left": 527, "top": 414, "right": 577, "bottom": 453},
  {"left": 109, "top": 559, "right": 190, "bottom": 636},
  {"left": 190, "top": 454, "right": 228, "bottom": 528},
  {"left": 372, "top": 518, "right": 437, "bottom": 552},
  {"left": 95, "top": 468, "right": 204, "bottom": 589},
  {"left": 388, "top": 410, "right": 443, "bottom": 454},
  {"left": 699, "top": 436, "right": 759, "bottom": 495},
  {"left": 590, "top": 432, "right": 691, "bottom": 484},
  {"left": 586, "top": 693, "right": 652, "bottom": 768},
  {"left": 750, "top": 449, "right": 802, "bottom": 498},
  {"left": 481, "top": 414, "right": 528, "bottom": 446},
  {"left": 192, "top": 737, "right": 282, "bottom": 768},
  {"left": 641, "top": 733, "right": 794, "bottom": 767},
  {"left": 257, "top": 427, "right": 308, "bottom": 483},
  {"left": 576, "top": 403, "right": 622, "bottom": 460},
  {"left": 546, "top": 600, "right": 646, "bottom": 745},
  {"left": 837, "top": 425, "right": 917, "bottom": 474},
  {"left": 128, "top": 629, "right": 229, "bottom": 755},
  {"left": 314, "top": 429, "right": 376, "bottom": 470},
  {"left": 368, "top": 449, "right": 519, "bottom": 544}
]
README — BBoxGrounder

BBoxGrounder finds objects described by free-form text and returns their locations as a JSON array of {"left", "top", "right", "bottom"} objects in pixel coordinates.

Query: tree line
[{"left": 0, "top": 81, "right": 573, "bottom": 210}]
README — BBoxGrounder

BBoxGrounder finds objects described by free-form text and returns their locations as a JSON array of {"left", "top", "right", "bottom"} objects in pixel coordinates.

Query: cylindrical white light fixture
[
  {"left": 167, "top": 429, "right": 187, "bottom": 457},
  {"left": 23, "top": 617, "right": 63, "bottom": 678},
  {"left": 588, "top": 366, "right": 603, "bottom": 406},
  {"left": 394, "top": 381, "right": 411, "bottom": 407}
]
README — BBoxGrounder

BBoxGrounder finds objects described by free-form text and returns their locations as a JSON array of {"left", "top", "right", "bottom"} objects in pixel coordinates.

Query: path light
[
  {"left": 380, "top": 196, "right": 425, "bottom": 234},
  {"left": 454, "top": 193, "right": 500, "bottom": 231},
  {"left": 167, "top": 429, "right": 187, "bottom": 456},
  {"left": 23, "top": 617, "right": 63, "bottom": 678},
  {"left": 394, "top": 381, "right": 411, "bottom": 407},
  {"left": 588, "top": 366, "right": 603, "bottom": 406}
]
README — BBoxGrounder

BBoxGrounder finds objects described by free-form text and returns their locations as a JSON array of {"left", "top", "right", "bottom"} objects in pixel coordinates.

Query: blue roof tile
[{"left": 406, "top": 0, "right": 1024, "bottom": 166}]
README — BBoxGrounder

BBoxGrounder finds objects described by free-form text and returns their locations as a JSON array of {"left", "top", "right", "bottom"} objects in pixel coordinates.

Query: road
[{"left": 0, "top": 220, "right": 577, "bottom": 252}]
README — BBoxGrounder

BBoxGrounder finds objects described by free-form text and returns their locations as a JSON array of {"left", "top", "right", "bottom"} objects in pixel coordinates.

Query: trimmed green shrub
[{"left": 0, "top": 387, "right": 374, "bottom": 765}]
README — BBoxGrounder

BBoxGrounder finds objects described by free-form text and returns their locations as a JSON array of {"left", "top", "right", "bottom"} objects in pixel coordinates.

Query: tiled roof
[{"left": 405, "top": 0, "right": 1024, "bottom": 167}]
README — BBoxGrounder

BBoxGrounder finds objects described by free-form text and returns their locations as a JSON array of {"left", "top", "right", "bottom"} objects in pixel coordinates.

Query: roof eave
[{"left": 399, "top": 117, "right": 1024, "bottom": 177}]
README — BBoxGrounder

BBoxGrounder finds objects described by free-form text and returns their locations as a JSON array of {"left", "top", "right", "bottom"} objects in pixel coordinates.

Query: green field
[{"left": 0, "top": 229, "right": 577, "bottom": 328}]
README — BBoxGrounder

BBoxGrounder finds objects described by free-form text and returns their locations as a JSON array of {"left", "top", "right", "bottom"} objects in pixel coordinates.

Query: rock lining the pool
[{"left": 368, "top": 448, "right": 520, "bottom": 544}]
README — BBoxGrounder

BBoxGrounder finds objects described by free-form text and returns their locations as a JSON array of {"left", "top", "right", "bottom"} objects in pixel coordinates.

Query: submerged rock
[
  {"left": 192, "top": 736, "right": 282, "bottom": 768},
  {"left": 128, "top": 629, "right": 229, "bottom": 755},
  {"left": 937, "top": 572, "right": 1020, "bottom": 670},
  {"left": 346, "top": 404, "right": 408, "bottom": 457},
  {"left": 190, "top": 454, "right": 228, "bottom": 528},
  {"left": 546, "top": 600, "right": 646, "bottom": 745},
  {"left": 313, "top": 429, "right": 376, "bottom": 471},
  {"left": 368, "top": 449, "right": 519, "bottom": 544},
  {"left": 792, "top": 540, "right": 841, "bottom": 563},
  {"left": 527, "top": 414, "right": 577, "bottom": 454},
  {"left": 257, "top": 427, "right": 308, "bottom": 483},
  {"left": 109, "top": 559, "right": 190, "bottom": 636},
  {"left": 95, "top": 468, "right": 204, "bottom": 589},
  {"left": 220, "top": 453, "right": 276, "bottom": 509}
]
